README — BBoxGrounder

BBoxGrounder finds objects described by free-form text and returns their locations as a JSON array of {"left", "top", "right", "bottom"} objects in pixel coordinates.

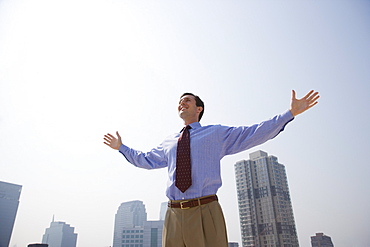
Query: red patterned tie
[{"left": 175, "top": 125, "right": 192, "bottom": 193}]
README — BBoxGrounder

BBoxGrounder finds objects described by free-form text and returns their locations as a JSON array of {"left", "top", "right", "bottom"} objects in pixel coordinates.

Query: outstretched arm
[
  {"left": 103, "top": 131, "right": 167, "bottom": 169},
  {"left": 290, "top": 90, "right": 320, "bottom": 117},
  {"left": 104, "top": 131, "right": 122, "bottom": 150}
]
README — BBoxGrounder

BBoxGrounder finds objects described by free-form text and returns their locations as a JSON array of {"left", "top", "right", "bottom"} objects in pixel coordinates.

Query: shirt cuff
[
  {"left": 285, "top": 109, "right": 294, "bottom": 121},
  {"left": 280, "top": 110, "right": 294, "bottom": 132},
  {"left": 118, "top": 144, "right": 128, "bottom": 154}
]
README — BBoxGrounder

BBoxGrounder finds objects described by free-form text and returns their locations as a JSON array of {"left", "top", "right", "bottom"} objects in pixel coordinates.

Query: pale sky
[{"left": 1, "top": 0, "right": 369, "bottom": 246}]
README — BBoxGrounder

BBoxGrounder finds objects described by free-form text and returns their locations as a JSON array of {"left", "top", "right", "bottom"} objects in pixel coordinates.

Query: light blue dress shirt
[{"left": 119, "top": 110, "right": 294, "bottom": 200}]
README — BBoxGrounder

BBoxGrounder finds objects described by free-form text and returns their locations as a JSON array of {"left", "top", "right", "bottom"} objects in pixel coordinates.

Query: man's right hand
[{"left": 104, "top": 131, "right": 122, "bottom": 150}]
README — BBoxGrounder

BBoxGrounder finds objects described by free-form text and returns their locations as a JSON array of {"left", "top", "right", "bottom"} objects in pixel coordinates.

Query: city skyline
[
  {"left": 4, "top": 191, "right": 339, "bottom": 247},
  {"left": 1, "top": 1, "right": 369, "bottom": 247}
]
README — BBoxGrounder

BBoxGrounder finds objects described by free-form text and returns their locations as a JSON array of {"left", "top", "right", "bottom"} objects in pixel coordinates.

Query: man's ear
[{"left": 197, "top": 106, "right": 203, "bottom": 114}]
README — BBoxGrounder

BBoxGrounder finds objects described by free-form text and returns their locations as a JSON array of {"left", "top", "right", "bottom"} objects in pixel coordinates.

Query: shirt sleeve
[
  {"left": 219, "top": 110, "right": 294, "bottom": 156},
  {"left": 118, "top": 143, "right": 168, "bottom": 169}
]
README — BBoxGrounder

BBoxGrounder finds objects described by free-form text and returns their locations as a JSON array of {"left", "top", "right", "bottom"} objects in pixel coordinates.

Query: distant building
[
  {"left": 159, "top": 202, "right": 167, "bottom": 221},
  {"left": 143, "top": 220, "right": 164, "bottom": 247},
  {"left": 120, "top": 227, "right": 144, "bottom": 247},
  {"left": 228, "top": 242, "right": 239, "bottom": 247},
  {"left": 113, "top": 200, "right": 147, "bottom": 247},
  {"left": 234, "top": 150, "right": 299, "bottom": 247},
  {"left": 0, "top": 181, "right": 22, "bottom": 247},
  {"left": 42, "top": 221, "right": 77, "bottom": 247},
  {"left": 311, "top": 233, "right": 334, "bottom": 247}
]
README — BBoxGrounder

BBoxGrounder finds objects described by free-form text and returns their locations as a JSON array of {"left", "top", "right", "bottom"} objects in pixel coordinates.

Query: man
[{"left": 104, "top": 90, "right": 319, "bottom": 247}]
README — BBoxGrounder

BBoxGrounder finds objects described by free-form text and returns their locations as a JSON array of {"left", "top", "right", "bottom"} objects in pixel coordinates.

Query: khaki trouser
[{"left": 162, "top": 199, "right": 228, "bottom": 247}]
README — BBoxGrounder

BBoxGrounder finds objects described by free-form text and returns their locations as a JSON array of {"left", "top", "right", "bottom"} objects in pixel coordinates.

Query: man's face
[{"left": 178, "top": 95, "right": 202, "bottom": 121}]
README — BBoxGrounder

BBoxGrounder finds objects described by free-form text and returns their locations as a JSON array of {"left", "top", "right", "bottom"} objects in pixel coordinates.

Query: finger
[
  {"left": 291, "top": 90, "right": 296, "bottom": 100},
  {"left": 103, "top": 135, "right": 113, "bottom": 141},
  {"left": 104, "top": 134, "right": 111, "bottom": 139},
  {"left": 307, "top": 101, "right": 318, "bottom": 109},
  {"left": 103, "top": 137, "right": 112, "bottom": 143},
  {"left": 307, "top": 91, "right": 319, "bottom": 102},
  {"left": 309, "top": 95, "right": 320, "bottom": 103},
  {"left": 116, "top": 131, "right": 121, "bottom": 139},
  {"left": 303, "top": 90, "right": 315, "bottom": 100},
  {"left": 104, "top": 134, "right": 116, "bottom": 140}
]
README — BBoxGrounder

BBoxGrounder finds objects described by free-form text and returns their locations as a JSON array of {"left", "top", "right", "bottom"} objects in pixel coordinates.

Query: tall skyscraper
[
  {"left": 311, "top": 233, "right": 334, "bottom": 247},
  {"left": 0, "top": 181, "right": 22, "bottom": 247},
  {"left": 234, "top": 150, "right": 299, "bottom": 247},
  {"left": 113, "top": 200, "right": 147, "bottom": 247},
  {"left": 41, "top": 220, "right": 77, "bottom": 247}
]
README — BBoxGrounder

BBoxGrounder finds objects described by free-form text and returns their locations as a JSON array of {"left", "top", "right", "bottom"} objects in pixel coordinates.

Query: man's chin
[{"left": 179, "top": 112, "right": 187, "bottom": 120}]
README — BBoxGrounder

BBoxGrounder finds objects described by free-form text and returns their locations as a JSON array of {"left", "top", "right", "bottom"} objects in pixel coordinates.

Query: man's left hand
[{"left": 290, "top": 90, "right": 320, "bottom": 117}]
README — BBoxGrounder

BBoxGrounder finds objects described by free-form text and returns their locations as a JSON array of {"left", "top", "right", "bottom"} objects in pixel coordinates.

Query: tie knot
[{"left": 184, "top": 125, "right": 192, "bottom": 131}]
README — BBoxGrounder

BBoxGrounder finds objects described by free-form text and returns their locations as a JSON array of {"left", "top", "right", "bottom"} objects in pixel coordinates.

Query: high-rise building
[
  {"left": 113, "top": 200, "right": 147, "bottom": 247},
  {"left": 0, "top": 181, "right": 22, "bottom": 247},
  {"left": 41, "top": 221, "right": 77, "bottom": 247},
  {"left": 311, "top": 233, "right": 334, "bottom": 247},
  {"left": 234, "top": 150, "right": 299, "bottom": 247}
]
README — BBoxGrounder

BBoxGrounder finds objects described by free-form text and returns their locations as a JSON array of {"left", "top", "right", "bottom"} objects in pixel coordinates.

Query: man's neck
[{"left": 183, "top": 119, "right": 198, "bottom": 126}]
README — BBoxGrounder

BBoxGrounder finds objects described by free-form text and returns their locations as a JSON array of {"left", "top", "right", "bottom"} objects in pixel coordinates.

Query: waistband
[{"left": 168, "top": 195, "right": 218, "bottom": 209}]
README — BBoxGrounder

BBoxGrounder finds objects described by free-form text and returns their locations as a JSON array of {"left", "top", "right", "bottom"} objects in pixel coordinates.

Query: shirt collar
[{"left": 180, "top": 122, "right": 201, "bottom": 132}]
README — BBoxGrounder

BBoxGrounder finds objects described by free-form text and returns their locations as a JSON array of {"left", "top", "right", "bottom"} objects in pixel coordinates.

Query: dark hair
[{"left": 180, "top": 93, "right": 205, "bottom": 121}]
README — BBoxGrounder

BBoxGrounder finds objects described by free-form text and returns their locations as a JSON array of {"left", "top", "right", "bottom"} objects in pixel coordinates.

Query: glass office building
[
  {"left": 113, "top": 200, "right": 147, "bottom": 247},
  {"left": 0, "top": 181, "right": 22, "bottom": 247}
]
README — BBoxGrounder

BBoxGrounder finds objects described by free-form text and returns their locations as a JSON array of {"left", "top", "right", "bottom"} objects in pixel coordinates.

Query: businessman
[{"left": 104, "top": 90, "right": 320, "bottom": 247}]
